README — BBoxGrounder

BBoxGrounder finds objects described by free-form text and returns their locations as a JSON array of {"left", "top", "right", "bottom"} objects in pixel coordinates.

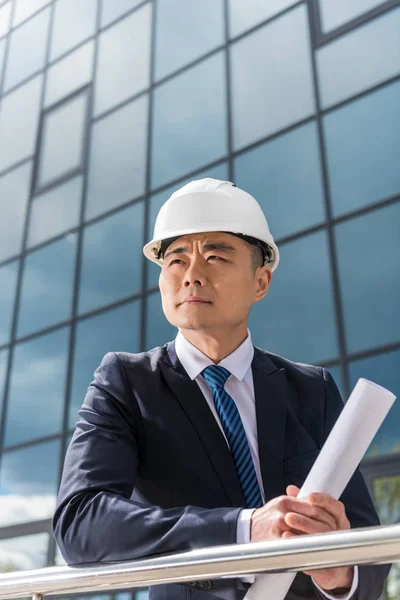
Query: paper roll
[{"left": 244, "top": 378, "right": 396, "bottom": 600}]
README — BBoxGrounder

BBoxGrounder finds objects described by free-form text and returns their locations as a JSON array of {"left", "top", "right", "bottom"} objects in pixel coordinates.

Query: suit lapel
[
  {"left": 159, "top": 341, "right": 245, "bottom": 507},
  {"left": 252, "top": 348, "right": 287, "bottom": 502}
]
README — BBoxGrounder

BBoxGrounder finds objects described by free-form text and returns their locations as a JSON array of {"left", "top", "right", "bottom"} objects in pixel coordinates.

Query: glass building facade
[{"left": 0, "top": 0, "right": 399, "bottom": 597}]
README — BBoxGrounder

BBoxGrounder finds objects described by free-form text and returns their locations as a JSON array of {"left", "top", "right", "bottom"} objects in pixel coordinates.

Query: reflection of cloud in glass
[
  {"left": 85, "top": 96, "right": 148, "bottom": 221},
  {"left": 68, "top": 301, "right": 140, "bottom": 428},
  {"left": 13, "top": 0, "right": 51, "bottom": 27},
  {"left": 50, "top": 0, "right": 97, "bottom": 62},
  {"left": 335, "top": 202, "right": 400, "bottom": 353},
  {"left": 94, "top": 5, "right": 151, "bottom": 116},
  {"left": 0, "top": 440, "right": 61, "bottom": 526},
  {"left": 27, "top": 177, "right": 83, "bottom": 249},
  {"left": 154, "top": 0, "right": 224, "bottom": 81},
  {"left": 350, "top": 350, "right": 400, "bottom": 458},
  {"left": 0, "top": 260, "right": 19, "bottom": 346},
  {"left": 0, "top": 349, "right": 8, "bottom": 406},
  {"left": 249, "top": 231, "right": 338, "bottom": 364},
  {"left": 0, "top": 162, "right": 31, "bottom": 262},
  {"left": 16, "top": 234, "right": 77, "bottom": 338},
  {"left": 230, "top": 5, "right": 315, "bottom": 150},
  {"left": 0, "top": 532, "right": 48, "bottom": 572},
  {"left": 101, "top": 0, "right": 144, "bottom": 27},
  {"left": 45, "top": 41, "right": 94, "bottom": 108},
  {"left": 0, "top": 495, "right": 56, "bottom": 528},
  {"left": 4, "top": 8, "right": 50, "bottom": 92},
  {"left": 233, "top": 122, "right": 325, "bottom": 239},
  {"left": 78, "top": 203, "right": 144, "bottom": 315},
  {"left": 151, "top": 52, "right": 227, "bottom": 189},
  {"left": 228, "top": 0, "right": 298, "bottom": 37},
  {"left": 5, "top": 328, "right": 69, "bottom": 446},
  {"left": 0, "top": 76, "right": 42, "bottom": 173}
]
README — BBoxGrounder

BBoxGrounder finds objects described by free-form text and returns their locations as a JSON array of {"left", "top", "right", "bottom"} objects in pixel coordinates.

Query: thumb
[{"left": 286, "top": 484, "right": 300, "bottom": 497}]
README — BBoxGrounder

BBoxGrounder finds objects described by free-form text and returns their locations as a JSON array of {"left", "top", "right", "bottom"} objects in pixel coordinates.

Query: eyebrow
[{"left": 164, "top": 242, "right": 237, "bottom": 260}]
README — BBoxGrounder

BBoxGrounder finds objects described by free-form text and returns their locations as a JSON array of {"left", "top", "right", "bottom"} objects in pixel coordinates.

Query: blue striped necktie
[{"left": 201, "top": 365, "right": 263, "bottom": 508}]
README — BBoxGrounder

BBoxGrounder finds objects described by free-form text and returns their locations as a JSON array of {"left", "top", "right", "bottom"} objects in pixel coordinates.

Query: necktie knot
[{"left": 201, "top": 365, "right": 230, "bottom": 390}]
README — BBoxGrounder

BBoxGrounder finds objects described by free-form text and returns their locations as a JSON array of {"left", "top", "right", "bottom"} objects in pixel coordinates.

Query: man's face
[{"left": 158, "top": 232, "right": 272, "bottom": 333}]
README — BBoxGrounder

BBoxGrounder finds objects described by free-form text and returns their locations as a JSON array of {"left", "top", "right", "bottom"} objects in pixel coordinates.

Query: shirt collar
[{"left": 175, "top": 329, "right": 254, "bottom": 382}]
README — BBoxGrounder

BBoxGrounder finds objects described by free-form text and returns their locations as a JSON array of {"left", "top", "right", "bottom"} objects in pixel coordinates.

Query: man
[{"left": 53, "top": 178, "right": 390, "bottom": 600}]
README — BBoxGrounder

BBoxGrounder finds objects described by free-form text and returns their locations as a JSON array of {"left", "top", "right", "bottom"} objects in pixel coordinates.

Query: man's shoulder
[
  {"left": 254, "top": 346, "right": 325, "bottom": 381},
  {"left": 102, "top": 344, "right": 169, "bottom": 374}
]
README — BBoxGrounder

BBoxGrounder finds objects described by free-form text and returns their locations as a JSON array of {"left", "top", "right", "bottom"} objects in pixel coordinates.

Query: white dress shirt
[{"left": 175, "top": 330, "right": 358, "bottom": 600}]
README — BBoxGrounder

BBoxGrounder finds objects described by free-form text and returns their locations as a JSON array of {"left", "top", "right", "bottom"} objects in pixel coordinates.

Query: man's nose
[{"left": 183, "top": 258, "right": 205, "bottom": 287}]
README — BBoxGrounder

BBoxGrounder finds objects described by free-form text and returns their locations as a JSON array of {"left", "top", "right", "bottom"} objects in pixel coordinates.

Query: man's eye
[
  {"left": 207, "top": 255, "right": 223, "bottom": 261},
  {"left": 169, "top": 258, "right": 184, "bottom": 265}
]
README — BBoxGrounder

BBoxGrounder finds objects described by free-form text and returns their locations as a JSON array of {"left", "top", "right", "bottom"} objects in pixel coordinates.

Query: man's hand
[{"left": 250, "top": 485, "right": 353, "bottom": 592}]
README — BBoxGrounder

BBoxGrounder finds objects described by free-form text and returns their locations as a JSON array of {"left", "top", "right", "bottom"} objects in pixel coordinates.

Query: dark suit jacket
[{"left": 53, "top": 341, "right": 390, "bottom": 600}]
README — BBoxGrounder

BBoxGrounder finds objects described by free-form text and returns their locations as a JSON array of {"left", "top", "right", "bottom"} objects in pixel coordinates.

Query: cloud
[{"left": 0, "top": 494, "right": 55, "bottom": 528}]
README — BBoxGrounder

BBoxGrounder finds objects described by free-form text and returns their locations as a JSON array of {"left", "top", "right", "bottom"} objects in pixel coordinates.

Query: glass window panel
[
  {"left": 151, "top": 53, "right": 227, "bottom": 189},
  {"left": 0, "top": 37, "right": 5, "bottom": 79},
  {"left": 249, "top": 231, "right": 338, "bottom": 364},
  {"left": 349, "top": 350, "right": 400, "bottom": 457},
  {"left": 319, "top": 0, "right": 385, "bottom": 33},
  {"left": 233, "top": 122, "right": 325, "bottom": 239},
  {"left": 135, "top": 591, "right": 149, "bottom": 600},
  {"left": 317, "top": 8, "right": 400, "bottom": 109},
  {"left": 0, "top": 439, "right": 61, "bottom": 526},
  {"left": 145, "top": 292, "right": 177, "bottom": 350},
  {"left": 4, "top": 327, "right": 69, "bottom": 447},
  {"left": 37, "top": 92, "right": 88, "bottom": 189},
  {"left": 101, "top": 0, "right": 146, "bottom": 27},
  {"left": 0, "top": 75, "right": 42, "bottom": 172},
  {"left": 0, "top": 348, "right": 8, "bottom": 405},
  {"left": 325, "top": 81, "right": 400, "bottom": 216},
  {"left": 79, "top": 202, "right": 144, "bottom": 314},
  {"left": 146, "top": 162, "right": 229, "bottom": 289},
  {"left": 0, "top": 533, "right": 49, "bottom": 571},
  {"left": 85, "top": 95, "right": 148, "bottom": 220},
  {"left": 228, "top": 0, "right": 298, "bottom": 37},
  {"left": 0, "top": 261, "right": 18, "bottom": 346},
  {"left": 4, "top": 7, "right": 50, "bottom": 92},
  {"left": 50, "top": 0, "right": 97, "bottom": 61},
  {"left": 94, "top": 4, "right": 151, "bottom": 116},
  {"left": 45, "top": 41, "right": 94, "bottom": 107},
  {"left": 13, "top": 0, "right": 51, "bottom": 27},
  {"left": 54, "top": 545, "right": 66, "bottom": 566},
  {"left": 0, "top": 1, "right": 12, "bottom": 37},
  {"left": 27, "top": 176, "right": 83, "bottom": 248},
  {"left": 154, "top": 0, "right": 224, "bottom": 81},
  {"left": 68, "top": 300, "right": 140, "bottom": 428},
  {"left": 0, "top": 162, "right": 31, "bottom": 262},
  {"left": 335, "top": 203, "right": 400, "bottom": 353},
  {"left": 17, "top": 234, "right": 77, "bottom": 338},
  {"left": 373, "top": 475, "right": 400, "bottom": 599},
  {"left": 230, "top": 5, "right": 315, "bottom": 151}
]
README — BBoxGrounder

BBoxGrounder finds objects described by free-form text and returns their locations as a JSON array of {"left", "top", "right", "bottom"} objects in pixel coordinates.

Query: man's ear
[{"left": 255, "top": 267, "right": 272, "bottom": 302}]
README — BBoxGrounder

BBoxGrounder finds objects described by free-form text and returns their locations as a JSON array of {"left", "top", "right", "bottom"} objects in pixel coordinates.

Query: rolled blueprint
[{"left": 245, "top": 377, "right": 396, "bottom": 600}]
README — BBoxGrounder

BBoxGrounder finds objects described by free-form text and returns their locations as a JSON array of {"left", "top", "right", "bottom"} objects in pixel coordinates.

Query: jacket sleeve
[
  {"left": 319, "top": 368, "right": 391, "bottom": 600},
  {"left": 52, "top": 352, "right": 241, "bottom": 565}
]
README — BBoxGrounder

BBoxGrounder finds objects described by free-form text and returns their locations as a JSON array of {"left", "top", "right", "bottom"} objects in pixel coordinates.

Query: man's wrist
[{"left": 312, "top": 566, "right": 358, "bottom": 599}]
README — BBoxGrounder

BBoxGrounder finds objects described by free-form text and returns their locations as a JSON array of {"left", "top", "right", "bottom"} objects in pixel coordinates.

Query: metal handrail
[{"left": 0, "top": 524, "right": 399, "bottom": 600}]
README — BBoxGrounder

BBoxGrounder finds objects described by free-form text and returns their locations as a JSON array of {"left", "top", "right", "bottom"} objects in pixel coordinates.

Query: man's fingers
[
  {"left": 286, "top": 485, "right": 300, "bottom": 497},
  {"left": 308, "top": 493, "right": 350, "bottom": 529},
  {"left": 284, "top": 512, "right": 333, "bottom": 535},
  {"left": 280, "top": 497, "right": 337, "bottom": 530}
]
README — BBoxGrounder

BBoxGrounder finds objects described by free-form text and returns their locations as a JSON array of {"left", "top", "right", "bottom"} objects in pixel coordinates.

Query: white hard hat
[{"left": 143, "top": 178, "right": 280, "bottom": 271}]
